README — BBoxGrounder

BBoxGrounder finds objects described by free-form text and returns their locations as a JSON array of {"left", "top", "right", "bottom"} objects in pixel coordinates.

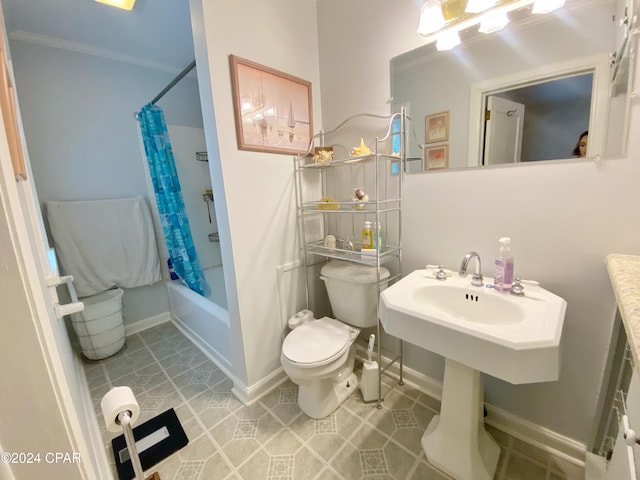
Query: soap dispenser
[{"left": 494, "top": 237, "right": 514, "bottom": 292}]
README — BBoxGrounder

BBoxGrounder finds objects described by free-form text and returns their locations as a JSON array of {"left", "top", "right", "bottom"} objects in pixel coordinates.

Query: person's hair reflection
[{"left": 572, "top": 130, "right": 588, "bottom": 158}]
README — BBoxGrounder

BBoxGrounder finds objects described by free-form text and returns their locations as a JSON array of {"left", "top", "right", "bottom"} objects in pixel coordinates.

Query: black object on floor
[{"left": 112, "top": 408, "right": 188, "bottom": 480}]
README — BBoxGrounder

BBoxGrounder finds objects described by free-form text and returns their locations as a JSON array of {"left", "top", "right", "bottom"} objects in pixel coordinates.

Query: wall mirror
[{"left": 391, "top": 0, "right": 637, "bottom": 172}]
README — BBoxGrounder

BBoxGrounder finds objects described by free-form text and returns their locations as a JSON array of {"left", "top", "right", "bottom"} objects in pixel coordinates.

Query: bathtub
[{"left": 165, "top": 265, "right": 231, "bottom": 371}]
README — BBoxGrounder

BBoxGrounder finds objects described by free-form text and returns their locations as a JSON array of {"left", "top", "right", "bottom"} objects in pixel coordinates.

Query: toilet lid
[{"left": 282, "top": 317, "right": 355, "bottom": 366}]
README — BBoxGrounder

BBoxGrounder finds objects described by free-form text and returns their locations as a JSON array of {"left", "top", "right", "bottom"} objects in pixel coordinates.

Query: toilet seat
[{"left": 282, "top": 317, "right": 357, "bottom": 367}]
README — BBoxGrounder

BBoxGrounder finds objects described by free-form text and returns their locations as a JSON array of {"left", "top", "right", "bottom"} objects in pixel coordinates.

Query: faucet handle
[
  {"left": 510, "top": 278, "right": 525, "bottom": 296},
  {"left": 435, "top": 265, "right": 448, "bottom": 281}
]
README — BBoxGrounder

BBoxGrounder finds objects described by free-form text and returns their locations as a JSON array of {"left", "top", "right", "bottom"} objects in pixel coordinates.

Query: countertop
[{"left": 606, "top": 254, "right": 640, "bottom": 369}]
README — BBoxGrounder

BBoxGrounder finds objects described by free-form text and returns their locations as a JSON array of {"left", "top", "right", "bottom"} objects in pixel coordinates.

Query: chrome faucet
[{"left": 459, "top": 251, "right": 484, "bottom": 286}]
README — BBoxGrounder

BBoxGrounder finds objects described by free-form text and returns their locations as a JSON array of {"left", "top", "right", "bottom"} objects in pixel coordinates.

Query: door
[
  {"left": 0, "top": 5, "right": 107, "bottom": 478},
  {"left": 483, "top": 96, "right": 525, "bottom": 166}
]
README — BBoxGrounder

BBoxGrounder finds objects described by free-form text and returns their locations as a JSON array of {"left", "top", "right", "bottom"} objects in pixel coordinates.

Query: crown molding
[{"left": 8, "top": 30, "right": 190, "bottom": 75}]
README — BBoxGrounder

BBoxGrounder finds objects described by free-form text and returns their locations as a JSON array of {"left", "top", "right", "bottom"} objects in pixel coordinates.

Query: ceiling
[{"left": 1, "top": 0, "right": 195, "bottom": 73}]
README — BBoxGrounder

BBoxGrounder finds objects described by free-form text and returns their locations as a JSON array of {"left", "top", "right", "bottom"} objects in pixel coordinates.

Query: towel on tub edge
[{"left": 46, "top": 196, "right": 162, "bottom": 298}]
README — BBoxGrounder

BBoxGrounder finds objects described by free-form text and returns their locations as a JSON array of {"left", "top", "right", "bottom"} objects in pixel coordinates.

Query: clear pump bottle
[{"left": 494, "top": 237, "right": 514, "bottom": 292}]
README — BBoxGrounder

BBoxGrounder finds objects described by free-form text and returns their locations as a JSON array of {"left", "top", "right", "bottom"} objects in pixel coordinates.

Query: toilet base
[{"left": 298, "top": 372, "right": 358, "bottom": 419}]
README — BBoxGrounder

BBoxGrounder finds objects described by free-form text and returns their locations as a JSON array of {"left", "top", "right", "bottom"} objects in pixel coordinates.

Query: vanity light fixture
[
  {"left": 479, "top": 10, "right": 510, "bottom": 33},
  {"left": 417, "top": 0, "right": 447, "bottom": 35},
  {"left": 466, "top": 0, "right": 498, "bottom": 14},
  {"left": 436, "top": 30, "right": 462, "bottom": 50},
  {"left": 94, "top": 0, "right": 136, "bottom": 11},
  {"left": 532, "top": 0, "right": 565, "bottom": 14},
  {"left": 417, "top": 0, "right": 565, "bottom": 50}
]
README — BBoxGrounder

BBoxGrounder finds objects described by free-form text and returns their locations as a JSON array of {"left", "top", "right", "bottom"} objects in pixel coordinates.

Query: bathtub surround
[{"left": 166, "top": 269, "right": 232, "bottom": 374}]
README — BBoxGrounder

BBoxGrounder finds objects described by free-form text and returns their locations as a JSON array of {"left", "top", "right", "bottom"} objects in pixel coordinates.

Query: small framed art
[
  {"left": 425, "top": 111, "right": 450, "bottom": 144},
  {"left": 424, "top": 145, "right": 449, "bottom": 170}
]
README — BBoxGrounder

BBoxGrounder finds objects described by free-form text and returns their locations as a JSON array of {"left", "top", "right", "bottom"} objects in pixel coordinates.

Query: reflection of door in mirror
[
  {"left": 483, "top": 96, "right": 524, "bottom": 166},
  {"left": 481, "top": 74, "right": 593, "bottom": 165}
]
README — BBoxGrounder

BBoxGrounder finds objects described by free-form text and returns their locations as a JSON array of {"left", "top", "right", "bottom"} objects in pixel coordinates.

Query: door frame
[{"left": 468, "top": 53, "right": 610, "bottom": 167}]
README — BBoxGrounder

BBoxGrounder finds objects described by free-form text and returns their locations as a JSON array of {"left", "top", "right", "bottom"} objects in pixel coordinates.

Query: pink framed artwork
[
  {"left": 229, "top": 55, "right": 313, "bottom": 155},
  {"left": 424, "top": 145, "right": 449, "bottom": 170},
  {"left": 425, "top": 111, "right": 450, "bottom": 144}
]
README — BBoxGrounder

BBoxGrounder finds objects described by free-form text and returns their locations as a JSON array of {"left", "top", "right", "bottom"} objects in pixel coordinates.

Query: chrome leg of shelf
[
  {"left": 399, "top": 339, "right": 404, "bottom": 386},
  {"left": 377, "top": 317, "right": 383, "bottom": 409}
]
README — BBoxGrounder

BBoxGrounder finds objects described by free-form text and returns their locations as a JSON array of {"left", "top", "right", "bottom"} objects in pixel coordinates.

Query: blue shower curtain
[{"left": 137, "top": 103, "right": 209, "bottom": 296}]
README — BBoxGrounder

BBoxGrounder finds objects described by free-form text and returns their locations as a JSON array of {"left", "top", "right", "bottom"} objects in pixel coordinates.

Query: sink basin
[
  {"left": 379, "top": 268, "right": 567, "bottom": 480},
  {"left": 412, "top": 283, "right": 524, "bottom": 325},
  {"left": 379, "top": 269, "right": 567, "bottom": 384}
]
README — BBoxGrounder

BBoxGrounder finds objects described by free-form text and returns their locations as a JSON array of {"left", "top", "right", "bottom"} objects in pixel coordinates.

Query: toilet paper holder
[{"left": 101, "top": 386, "right": 150, "bottom": 480}]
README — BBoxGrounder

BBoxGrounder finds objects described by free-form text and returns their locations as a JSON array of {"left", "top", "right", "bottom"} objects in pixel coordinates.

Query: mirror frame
[{"left": 467, "top": 53, "right": 611, "bottom": 166}]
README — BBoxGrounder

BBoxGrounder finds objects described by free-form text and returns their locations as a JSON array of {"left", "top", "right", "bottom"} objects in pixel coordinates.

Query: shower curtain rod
[{"left": 150, "top": 60, "right": 196, "bottom": 105}]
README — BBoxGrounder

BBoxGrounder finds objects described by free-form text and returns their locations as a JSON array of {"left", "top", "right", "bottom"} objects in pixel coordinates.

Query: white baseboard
[
  {"left": 124, "top": 311, "right": 171, "bottom": 336},
  {"left": 74, "top": 355, "right": 115, "bottom": 479},
  {"left": 231, "top": 368, "right": 289, "bottom": 407},
  {"left": 353, "top": 342, "right": 587, "bottom": 467}
]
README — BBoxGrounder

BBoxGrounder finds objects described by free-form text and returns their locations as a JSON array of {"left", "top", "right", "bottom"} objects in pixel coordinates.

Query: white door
[
  {"left": 483, "top": 96, "right": 525, "bottom": 166},
  {"left": 0, "top": 6, "right": 108, "bottom": 478}
]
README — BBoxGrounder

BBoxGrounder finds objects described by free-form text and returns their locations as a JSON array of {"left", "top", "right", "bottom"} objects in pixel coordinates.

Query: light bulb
[
  {"left": 436, "top": 30, "right": 461, "bottom": 51},
  {"left": 417, "top": 0, "right": 446, "bottom": 36}
]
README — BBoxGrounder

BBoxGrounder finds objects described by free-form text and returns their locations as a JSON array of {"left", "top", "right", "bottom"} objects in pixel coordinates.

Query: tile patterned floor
[{"left": 83, "top": 322, "right": 586, "bottom": 480}]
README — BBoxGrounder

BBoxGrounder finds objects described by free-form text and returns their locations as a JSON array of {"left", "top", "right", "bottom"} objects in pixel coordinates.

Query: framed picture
[
  {"left": 229, "top": 55, "right": 313, "bottom": 155},
  {"left": 425, "top": 111, "right": 450, "bottom": 144},
  {"left": 424, "top": 145, "right": 449, "bottom": 170}
]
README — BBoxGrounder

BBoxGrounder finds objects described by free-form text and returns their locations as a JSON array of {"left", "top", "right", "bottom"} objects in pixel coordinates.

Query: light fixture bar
[
  {"left": 94, "top": 0, "right": 136, "bottom": 11},
  {"left": 436, "top": 30, "right": 462, "bottom": 50},
  {"left": 479, "top": 10, "right": 510, "bottom": 33},
  {"left": 418, "top": 0, "right": 537, "bottom": 43},
  {"left": 466, "top": 0, "right": 498, "bottom": 14},
  {"left": 532, "top": 0, "right": 565, "bottom": 14}
]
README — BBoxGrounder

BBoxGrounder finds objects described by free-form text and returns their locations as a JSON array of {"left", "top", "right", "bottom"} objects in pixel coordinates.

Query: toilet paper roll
[{"left": 101, "top": 386, "right": 140, "bottom": 432}]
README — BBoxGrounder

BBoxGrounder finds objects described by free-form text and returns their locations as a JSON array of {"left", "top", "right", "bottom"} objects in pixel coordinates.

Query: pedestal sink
[{"left": 379, "top": 269, "right": 567, "bottom": 480}]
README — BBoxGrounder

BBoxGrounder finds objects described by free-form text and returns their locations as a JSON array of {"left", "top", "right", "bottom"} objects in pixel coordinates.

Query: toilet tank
[{"left": 320, "top": 260, "right": 390, "bottom": 327}]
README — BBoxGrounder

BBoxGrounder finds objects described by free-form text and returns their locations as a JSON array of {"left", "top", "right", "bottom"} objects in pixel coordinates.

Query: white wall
[
  {"left": 316, "top": 0, "right": 640, "bottom": 445},
  {"left": 9, "top": 40, "right": 204, "bottom": 325},
  {"left": 190, "top": 0, "right": 322, "bottom": 391}
]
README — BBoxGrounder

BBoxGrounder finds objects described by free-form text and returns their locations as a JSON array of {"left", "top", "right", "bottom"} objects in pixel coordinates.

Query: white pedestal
[{"left": 422, "top": 359, "right": 500, "bottom": 480}]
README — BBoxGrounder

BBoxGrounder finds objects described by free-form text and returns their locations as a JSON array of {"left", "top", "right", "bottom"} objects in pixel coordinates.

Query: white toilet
[{"left": 281, "top": 260, "right": 390, "bottom": 418}]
